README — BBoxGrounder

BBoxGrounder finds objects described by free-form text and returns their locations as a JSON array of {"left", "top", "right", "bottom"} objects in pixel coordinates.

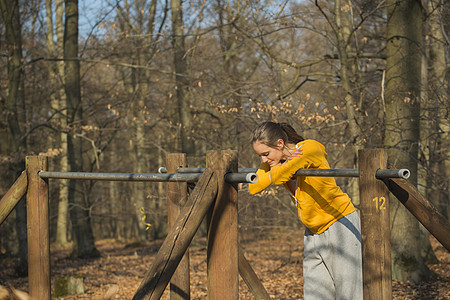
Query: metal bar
[
  {"left": 376, "top": 169, "right": 410, "bottom": 179},
  {"left": 159, "top": 167, "right": 410, "bottom": 179},
  {"left": 39, "top": 171, "right": 201, "bottom": 182},
  {"left": 39, "top": 171, "right": 258, "bottom": 183},
  {"left": 159, "top": 167, "right": 256, "bottom": 174},
  {"left": 297, "top": 169, "right": 359, "bottom": 177},
  {"left": 225, "top": 172, "right": 257, "bottom": 183}
]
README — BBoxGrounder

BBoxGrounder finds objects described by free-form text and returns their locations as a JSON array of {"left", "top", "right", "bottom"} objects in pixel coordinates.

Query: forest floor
[{"left": 0, "top": 229, "right": 449, "bottom": 299}]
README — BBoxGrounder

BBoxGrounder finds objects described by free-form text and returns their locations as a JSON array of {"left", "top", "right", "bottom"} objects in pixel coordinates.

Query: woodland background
[{"left": 0, "top": 0, "right": 448, "bottom": 290}]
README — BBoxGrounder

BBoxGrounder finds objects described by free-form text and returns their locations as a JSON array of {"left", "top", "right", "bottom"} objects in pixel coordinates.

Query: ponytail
[
  {"left": 279, "top": 122, "right": 304, "bottom": 144},
  {"left": 251, "top": 121, "right": 304, "bottom": 147}
]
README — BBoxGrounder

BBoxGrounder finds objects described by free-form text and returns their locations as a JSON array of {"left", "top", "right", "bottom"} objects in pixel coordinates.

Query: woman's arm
[
  {"left": 249, "top": 141, "right": 324, "bottom": 194},
  {"left": 248, "top": 163, "right": 272, "bottom": 194},
  {"left": 269, "top": 142, "right": 322, "bottom": 184}
]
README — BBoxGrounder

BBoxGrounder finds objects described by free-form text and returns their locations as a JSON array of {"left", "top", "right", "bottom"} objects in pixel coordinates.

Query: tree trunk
[
  {"left": 384, "top": 0, "right": 432, "bottom": 282},
  {"left": 130, "top": 78, "right": 148, "bottom": 241},
  {"left": 216, "top": 0, "right": 244, "bottom": 150},
  {"left": 333, "top": 0, "right": 364, "bottom": 206},
  {"left": 0, "top": 0, "right": 27, "bottom": 275},
  {"left": 171, "top": 0, "right": 194, "bottom": 155},
  {"left": 426, "top": 0, "right": 449, "bottom": 219},
  {"left": 64, "top": 0, "right": 99, "bottom": 258},
  {"left": 46, "top": 0, "right": 70, "bottom": 247},
  {"left": 56, "top": 0, "right": 71, "bottom": 246},
  {"left": 151, "top": 132, "right": 167, "bottom": 240},
  {"left": 117, "top": 0, "right": 160, "bottom": 241}
]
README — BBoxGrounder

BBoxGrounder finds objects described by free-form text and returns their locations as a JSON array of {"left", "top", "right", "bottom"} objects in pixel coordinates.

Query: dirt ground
[{"left": 0, "top": 230, "right": 449, "bottom": 299}]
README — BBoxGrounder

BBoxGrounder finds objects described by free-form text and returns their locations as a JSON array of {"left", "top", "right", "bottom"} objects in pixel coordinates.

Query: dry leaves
[{"left": 0, "top": 231, "right": 448, "bottom": 299}]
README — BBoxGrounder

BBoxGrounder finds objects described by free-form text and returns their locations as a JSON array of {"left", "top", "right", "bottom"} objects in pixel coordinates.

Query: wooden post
[
  {"left": 206, "top": 150, "right": 238, "bottom": 300},
  {"left": 0, "top": 171, "right": 27, "bottom": 226},
  {"left": 133, "top": 168, "right": 218, "bottom": 300},
  {"left": 167, "top": 153, "right": 190, "bottom": 299},
  {"left": 359, "top": 149, "right": 392, "bottom": 300},
  {"left": 26, "top": 156, "right": 50, "bottom": 300}
]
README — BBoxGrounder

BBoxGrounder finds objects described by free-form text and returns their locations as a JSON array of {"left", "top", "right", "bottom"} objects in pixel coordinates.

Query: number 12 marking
[{"left": 372, "top": 197, "right": 386, "bottom": 211}]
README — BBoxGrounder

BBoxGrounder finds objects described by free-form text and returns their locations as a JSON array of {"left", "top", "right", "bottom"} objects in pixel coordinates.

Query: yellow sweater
[{"left": 249, "top": 140, "right": 355, "bottom": 234}]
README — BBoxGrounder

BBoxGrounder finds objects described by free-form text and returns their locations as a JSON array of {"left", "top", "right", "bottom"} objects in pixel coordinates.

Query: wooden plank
[
  {"left": 206, "top": 150, "right": 239, "bottom": 300},
  {"left": 167, "top": 153, "right": 190, "bottom": 300},
  {"left": 238, "top": 245, "right": 271, "bottom": 300},
  {"left": 26, "top": 156, "right": 50, "bottom": 300},
  {"left": 0, "top": 171, "right": 27, "bottom": 226},
  {"left": 384, "top": 177, "right": 450, "bottom": 251},
  {"left": 133, "top": 168, "right": 217, "bottom": 300},
  {"left": 359, "top": 149, "right": 392, "bottom": 300}
]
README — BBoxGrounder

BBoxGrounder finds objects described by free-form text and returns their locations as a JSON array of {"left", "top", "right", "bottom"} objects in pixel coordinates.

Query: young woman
[{"left": 249, "top": 121, "right": 363, "bottom": 300}]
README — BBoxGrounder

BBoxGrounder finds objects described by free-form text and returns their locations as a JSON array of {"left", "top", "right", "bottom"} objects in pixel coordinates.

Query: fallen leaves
[{"left": 0, "top": 232, "right": 448, "bottom": 299}]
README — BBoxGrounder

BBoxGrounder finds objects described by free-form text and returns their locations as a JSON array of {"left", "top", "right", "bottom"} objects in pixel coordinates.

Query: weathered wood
[
  {"left": 359, "top": 149, "right": 392, "bottom": 300},
  {"left": 206, "top": 150, "right": 239, "bottom": 300},
  {"left": 384, "top": 177, "right": 450, "bottom": 251},
  {"left": 0, "top": 171, "right": 27, "bottom": 226},
  {"left": 238, "top": 245, "right": 271, "bottom": 300},
  {"left": 167, "top": 153, "right": 190, "bottom": 300},
  {"left": 26, "top": 156, "right": 50, "bottom": 300},
  {"left": 133, "top": 168, "right": 217, "bottom": 300}
]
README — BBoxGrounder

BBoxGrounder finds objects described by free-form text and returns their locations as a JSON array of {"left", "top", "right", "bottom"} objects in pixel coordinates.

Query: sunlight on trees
[{"left": 0, "top": 0, "right": 448, "bottom": 282}]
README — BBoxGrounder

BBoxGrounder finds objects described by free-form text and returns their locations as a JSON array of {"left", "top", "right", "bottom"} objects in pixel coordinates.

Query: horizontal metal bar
[
  {"left": 224, "top": 172, "right": 258, "bottom": 184},
  {"left": 38, "top": 171, "right": 258, "bottom": 183},
  {"left": 39, "top": 171, "right": 202, "bottom": 182},
  {"left": 159, "top": 167, "right": 410, "bottom": 179},
  {"left": 376, "top": 169, "right": 410, "bottom": 179},
  {"left": 158, "top": 167, "right": 256, "bottom": 174}
]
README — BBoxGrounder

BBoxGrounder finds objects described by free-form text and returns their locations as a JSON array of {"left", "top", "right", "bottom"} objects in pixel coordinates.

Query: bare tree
[
  {"left": 0, "top": 0, "right": 28, "bottom": 275},
  {"left": 313, "top": 0, "right": 366, "bottom": 205},
  {"left": 112, "top": 0, "right": 167, "bottom": 241},
  {"left": 171, "top": 0, "right": 194, "bottom": 155},
  {"left": 384, "top": 0, "right": 432, "bottom": 282},
  {"left": 425, "top": 0, "right": 449, "bottom": 218},
  {"left": 64, "top": 0, "right": 99, "bottom": 258},
  {"left": 45, "top": 0, "right": 70, "bottom": 247}
]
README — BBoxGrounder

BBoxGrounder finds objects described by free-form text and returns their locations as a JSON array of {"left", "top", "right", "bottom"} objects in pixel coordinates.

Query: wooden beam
[
  {"left": 206, "top": 150, "right": 239, "bottom": 300},
  {"left": 133, "top": 168, "right": 217, "bottom": 300},
  {"left": 239, "top": 245, "right": 271, "bottom": 300},
  {"left": 383, "top": 177, "right": 450, "bottom": 251},
  {"left": 359, "top": 149, "right": 392, "bottom": 300},
  {"left": 26, "top": 156, "right": 50, "bottom": 300},
  {"left": 0, "top": 171, "right": 27, "bottom": 226},
  {"left": 167, "top": 153, "right": 190, "bottom": 300}
]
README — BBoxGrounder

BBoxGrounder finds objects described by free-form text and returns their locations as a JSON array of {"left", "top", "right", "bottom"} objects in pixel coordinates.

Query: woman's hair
[{"left": 250, "top": 121, "right": 304, "bottom": 147}]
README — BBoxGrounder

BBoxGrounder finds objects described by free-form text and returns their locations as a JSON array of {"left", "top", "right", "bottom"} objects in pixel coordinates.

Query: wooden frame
[
  {"left": 0, "top": 171, "right": 27, "bottom": 226},
  {"left": 0, "top": 149, "right": 448, "bottom": 299},
  {"left": 26, "top": 156, "right": 50, "bottom": 300},
  {"left": 359, "top": 149, "right": 392, "bottom": 300},
  {"left": 167, "top": 153, "right": 190, "bottom": 300}
]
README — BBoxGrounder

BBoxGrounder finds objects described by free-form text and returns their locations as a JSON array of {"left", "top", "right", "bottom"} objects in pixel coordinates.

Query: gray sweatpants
[{"left": 303, "top": 211, "right": 363, "bottom": 300}]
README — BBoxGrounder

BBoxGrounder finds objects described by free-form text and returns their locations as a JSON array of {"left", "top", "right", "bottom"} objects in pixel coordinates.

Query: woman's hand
[
  {"left": 286, "top": 145, "right": 303, "bottom": 161},
  {"left": 277, "top": 145, "right": 303, "bottom": 167},
  {"left": 273, "top": 145, "right": 303, "bottom": 166}
]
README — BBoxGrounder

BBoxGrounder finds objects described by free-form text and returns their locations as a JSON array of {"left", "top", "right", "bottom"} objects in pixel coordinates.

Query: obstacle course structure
[{"left": 0, "top": 149, "right": 449, "bottom": 300}]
